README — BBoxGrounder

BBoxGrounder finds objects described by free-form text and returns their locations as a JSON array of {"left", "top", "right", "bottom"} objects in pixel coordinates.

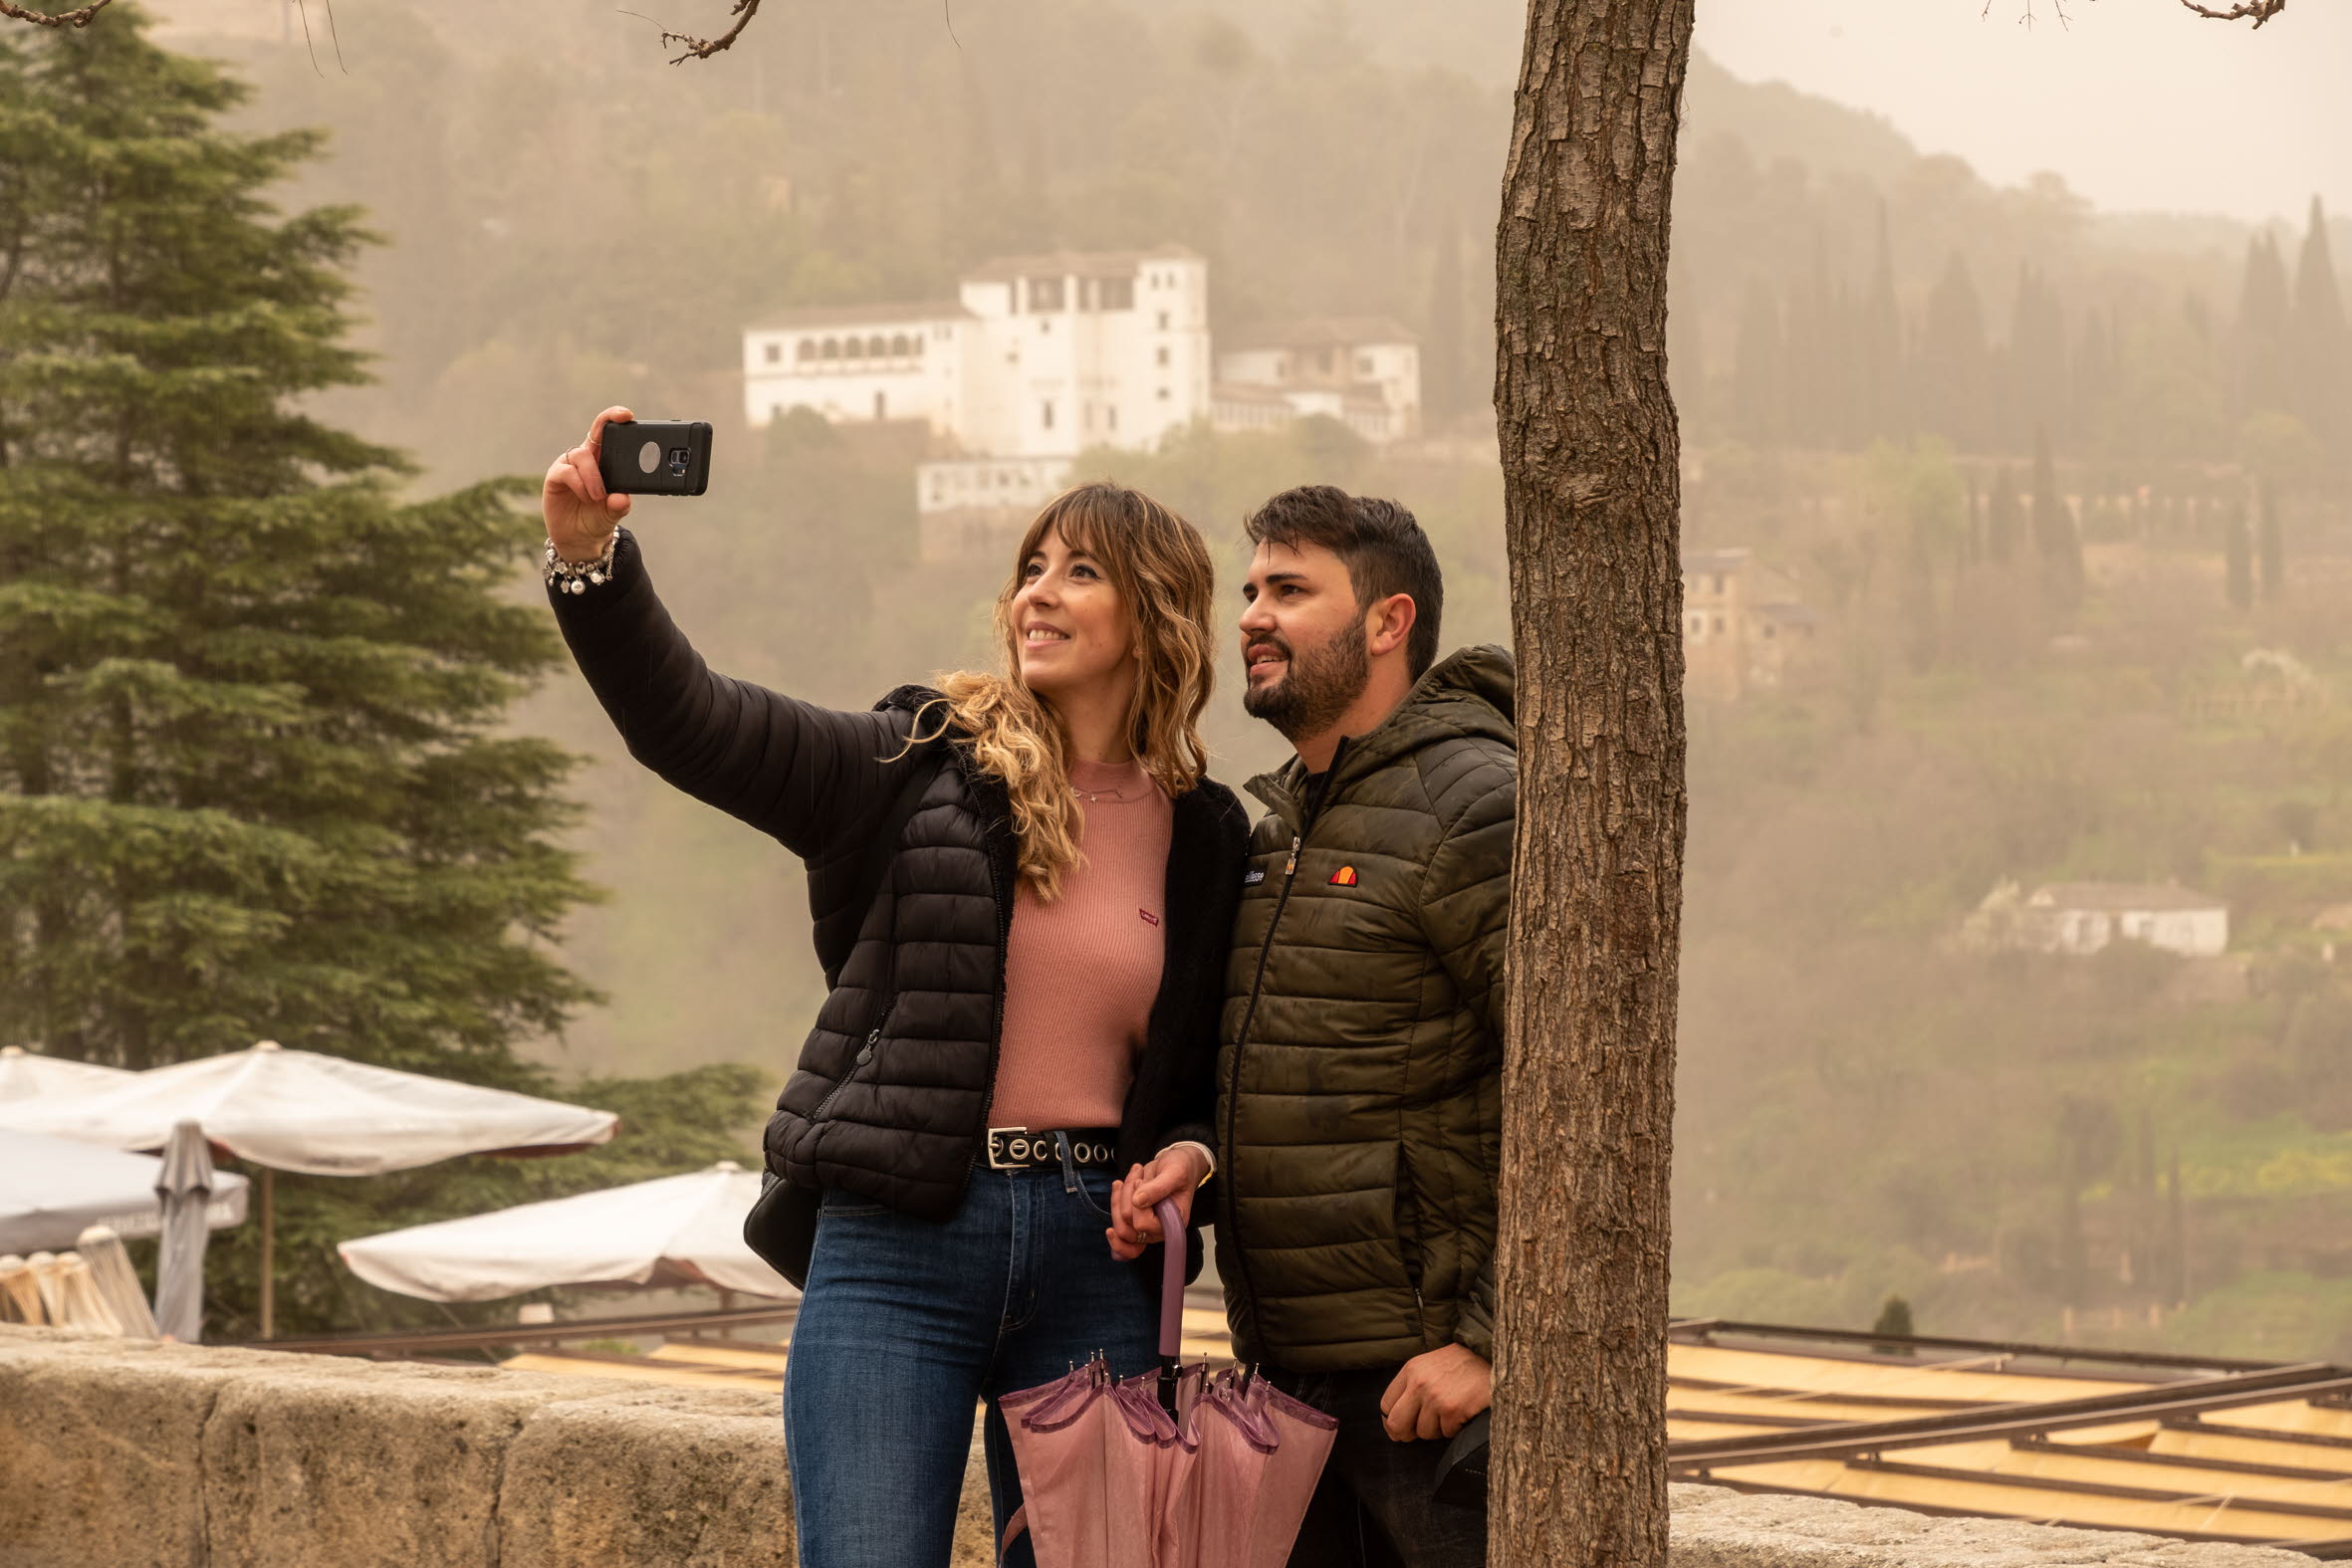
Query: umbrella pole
[{"left": 259, "top": 1168, "right": 274, "bottom": 1340}]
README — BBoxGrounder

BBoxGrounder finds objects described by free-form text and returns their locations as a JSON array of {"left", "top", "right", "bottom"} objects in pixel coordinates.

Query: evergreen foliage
[{"left": 0, "top": 8, "right": 766, "bottom": 1336}]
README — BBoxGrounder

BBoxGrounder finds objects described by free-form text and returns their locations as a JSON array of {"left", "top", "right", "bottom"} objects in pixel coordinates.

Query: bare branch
[
  {"left": 2177, "top": 0, "right": 2285, "bottom": 24},
  {"left": 656, "top": 0, "right": 764, "bottom": 64},
  {"left": 0, "top": 0, "right": 114, "bottom": 27}
]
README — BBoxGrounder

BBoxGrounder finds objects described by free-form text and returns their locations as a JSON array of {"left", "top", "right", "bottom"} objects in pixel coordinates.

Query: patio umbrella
[
  {"left": 0, "top": 1040, "right": 616, "bottom": 1335},
  {"left": 153, "top": 1120, "right": 223, "bottom": 1342},
  {"left": 0, "top": 1128, "right": 248, "bottom": 1252},
  {"left": 0, "top": 1045, "right": 132, "bottom": 1102},
  {"left": 995, "top": 1201, "right": 1337, "bottom": 1568},
  {"left": 339, "top": 1161, "right": 794, "bottom": 1302}
]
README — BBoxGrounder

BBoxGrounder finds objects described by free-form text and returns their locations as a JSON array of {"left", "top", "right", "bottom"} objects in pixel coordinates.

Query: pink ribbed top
[{"left": 988, "top": 757, "right": 1172, "bottom": 1133}]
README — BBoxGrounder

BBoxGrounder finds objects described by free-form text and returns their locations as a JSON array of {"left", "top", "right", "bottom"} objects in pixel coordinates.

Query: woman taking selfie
[{"left": 541, "top": 407, "right": 1243, "bottom": 1568}]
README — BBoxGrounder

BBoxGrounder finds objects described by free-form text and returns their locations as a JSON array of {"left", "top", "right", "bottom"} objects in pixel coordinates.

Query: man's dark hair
[{"left": 1244, "top": 486, "right": 1445, "bottom": 679}]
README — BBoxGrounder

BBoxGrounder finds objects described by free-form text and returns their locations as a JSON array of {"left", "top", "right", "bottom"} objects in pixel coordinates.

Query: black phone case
[{"left": 597, "top": 419, "right": 713, "bottom": 496}]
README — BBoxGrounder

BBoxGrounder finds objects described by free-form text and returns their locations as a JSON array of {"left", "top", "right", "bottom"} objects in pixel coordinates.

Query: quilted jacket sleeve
[
  {"left": 1419, "top": 750, "right": 1515, "bottom": 1363},
  {"left": 549, "top": 530, "right": 911, "bottom": 861}
]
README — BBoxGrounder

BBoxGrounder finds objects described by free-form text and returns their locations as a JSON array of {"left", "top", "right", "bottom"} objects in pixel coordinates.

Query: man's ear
[{"left": 1366, "top": 592, "right": 1417, "bottom": 659}]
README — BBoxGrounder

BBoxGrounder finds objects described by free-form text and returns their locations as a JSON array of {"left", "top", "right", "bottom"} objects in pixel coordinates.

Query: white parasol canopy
[
  {"left": 0, "top": 1129, "right": 249, "bottom": 1253},
  {"left": 0, "top": 1046, "right": 134, "bottom": 1103},
  {"left": 340, "top": 1162, "right": 793, "bottom": 1302},
  {"left": 0, "top": 1040, "right": 617, "bottom": 1175}
]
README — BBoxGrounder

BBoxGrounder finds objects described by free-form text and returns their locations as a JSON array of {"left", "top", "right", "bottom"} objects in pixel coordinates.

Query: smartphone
[{"left": 596, "top": 419, "right": 713, "bottom": 496}]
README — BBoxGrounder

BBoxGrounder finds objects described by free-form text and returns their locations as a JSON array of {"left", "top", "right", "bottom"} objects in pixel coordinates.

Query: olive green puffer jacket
[{"left": 1213, "top": 645, "right": 1514, "bottom": 1373}]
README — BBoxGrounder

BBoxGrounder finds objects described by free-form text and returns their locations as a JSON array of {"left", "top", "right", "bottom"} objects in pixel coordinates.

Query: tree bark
[{"left": 1492, "top": 3, "right": 1692, "bottom": 1566}]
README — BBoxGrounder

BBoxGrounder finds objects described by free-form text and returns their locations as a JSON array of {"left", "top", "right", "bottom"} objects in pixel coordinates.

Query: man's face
[{"left": 1239, "top": 540, "right": 1371, "bottom": 744}]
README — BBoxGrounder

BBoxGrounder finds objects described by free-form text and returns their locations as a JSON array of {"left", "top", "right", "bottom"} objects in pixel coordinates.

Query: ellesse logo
[{"left": 1328, "top": 866, "right": 1359, "bottom": 887}]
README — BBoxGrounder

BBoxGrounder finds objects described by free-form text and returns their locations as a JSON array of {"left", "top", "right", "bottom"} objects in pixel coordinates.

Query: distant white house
[
  {"left": 741, "top": 246, "right": 1212, "bottom": 459},
  {"left": 2018, "top": 883, "right": 2230, "bottom": 958},
  {"left": 1213, "top": 317, "right": 1421, "bottom": 444}
]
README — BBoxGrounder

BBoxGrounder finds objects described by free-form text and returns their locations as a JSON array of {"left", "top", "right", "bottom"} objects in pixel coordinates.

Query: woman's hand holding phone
[{"left": 544, "top": 405, "right": 635, "bottom": 563}]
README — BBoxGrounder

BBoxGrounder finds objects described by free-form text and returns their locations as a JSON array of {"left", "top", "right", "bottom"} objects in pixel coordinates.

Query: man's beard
[{"left": 1242, "top": 627, "right": 1370, "bottom": 745}]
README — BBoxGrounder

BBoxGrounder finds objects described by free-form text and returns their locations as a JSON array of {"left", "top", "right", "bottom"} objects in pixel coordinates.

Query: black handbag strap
[{"left": 823, "top": 741, "right": 948, "bottom": 991}]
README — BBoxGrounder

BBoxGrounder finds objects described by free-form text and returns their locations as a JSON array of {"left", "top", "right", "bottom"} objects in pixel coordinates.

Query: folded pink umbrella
[{"left": 997, "top": 1200, "right": 1337, "bottom": 1568}]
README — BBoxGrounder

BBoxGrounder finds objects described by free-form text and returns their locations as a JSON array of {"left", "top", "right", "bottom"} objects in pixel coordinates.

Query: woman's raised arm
[{"left": 542, "top": 407, "right": 915, "bottom": 860}]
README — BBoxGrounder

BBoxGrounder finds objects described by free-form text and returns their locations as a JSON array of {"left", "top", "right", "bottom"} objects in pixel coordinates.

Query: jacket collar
[{"left": 1245, "top": 644, "right": 1517, "bottom": 829}]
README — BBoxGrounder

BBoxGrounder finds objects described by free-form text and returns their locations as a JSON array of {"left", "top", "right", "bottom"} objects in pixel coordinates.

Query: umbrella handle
[{"left": 1155, "top": 1197, "right": 1186, "bottom": 1361}]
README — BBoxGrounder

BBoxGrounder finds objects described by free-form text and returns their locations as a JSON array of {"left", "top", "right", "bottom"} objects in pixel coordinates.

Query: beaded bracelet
[{"left": 545, "top": 528, "right": 621, "bottom": 595}]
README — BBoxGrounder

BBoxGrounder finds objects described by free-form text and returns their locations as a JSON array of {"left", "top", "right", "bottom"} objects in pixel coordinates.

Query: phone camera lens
[{"left": 668, "top": 447, "right": 690, "bottom": 475}]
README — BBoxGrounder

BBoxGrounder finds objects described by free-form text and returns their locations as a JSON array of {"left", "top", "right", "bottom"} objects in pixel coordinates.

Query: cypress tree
[
  {"left": 2226, "top": 502, "right": 2254, "bottom": 611},
  {"left": 1987, "top": 466, "right": 2023, "bottom": 564},
  {"left": 2237, "top": 231, "right": 2295, "bottom": 417},
  {"left": 2029, "top": 427, "right": 2082, "bottom": 620},
  {"left": 2257, "top": 480, "right": 2285, "bottom": 602},
  {"left": 1861, "top": 202, "right": 1904, "bottom": 443},
  {"left": 2291, "top": 197, "right": 2350, "bottom": 464},
  {"left": 0, "top": 12, "right": 594, "bottom": 1076},
  {"left": 1918, "top": 251, "right": 1989, "bottom": 452}
]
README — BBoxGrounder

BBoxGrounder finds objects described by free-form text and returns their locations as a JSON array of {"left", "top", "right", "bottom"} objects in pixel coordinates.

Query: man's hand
[
  {"left": 1105, "top": 1145, "right": 1209, "bottom": 1260},
  {"left": 1379, "top": 1343, "right": 1491, "bottom": 1442}
]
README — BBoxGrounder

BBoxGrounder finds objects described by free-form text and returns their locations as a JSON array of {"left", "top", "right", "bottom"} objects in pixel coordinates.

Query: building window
[
  {"left": 1356, "top": 352, "right": 1375, "bottom": 374},
  {"left": 822, "top": 336, "right": 840, "bottom": 358},
  {"left": 1100, "top": 278, "right": 1134, "bottom": 311},
  {"left": 1711, "top": 574, "right": 1727, "bottom": 593},
  {"left": 1041, "top": 400, "right": 1056, "bottom": 430},
  {"left": 1106, "top": 406, "right": 1118, "bottom": 432},
  {"left": 1156, "top": 311, "right": 1171, "bottom": 331},
  {"left": 1156, "top": 387, "right": 1170, "bottom": 401},
  {"left": 764, "top": 341, "right": 781, "bottom": 364},
  {"left": 1687, "top": 615, "right": 1704, "bottom": 636},
  {"left": 874, "top": 391, "right": 887, "bottom": 419},
  {"left": 1155, "top": 345, "right": 1170, "bottom": 367},
  {"left": 1763, "top": 623, "right": 1776, "bottom": 640},
  {"left": 889, "top": 334, "right": 912, "bottom": 356},
  {"left": 797, "top": 339, "right": 816, "bottom": 361},
  {"left": 1028, "top": 277, "right": 1065, "bottom": 312},
  {"left": 1078, "top": 279, "right": 1096, "bottom": 311},
  {"left": 1713, "top": 615, "right": 1727, "bottom": 634},
  {"left": 842, "top": 337, "right": 863, "bottom": 360},
  {"left": 1040, "top": 318, "right": 1053, "bottom": 335},
  {"left": 867, "top": 335, "right": 887, "bottom": 357}
]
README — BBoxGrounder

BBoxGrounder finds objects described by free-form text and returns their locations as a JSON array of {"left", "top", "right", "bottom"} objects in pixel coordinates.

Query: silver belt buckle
[{"left": 987, "top": 1126, "right": 1031, "bottom": 1169}]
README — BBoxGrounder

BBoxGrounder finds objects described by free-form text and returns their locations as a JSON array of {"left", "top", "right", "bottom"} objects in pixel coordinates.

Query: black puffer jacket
[{"left": 551, "top": 531, "right": 1249, "bottom": 1220}]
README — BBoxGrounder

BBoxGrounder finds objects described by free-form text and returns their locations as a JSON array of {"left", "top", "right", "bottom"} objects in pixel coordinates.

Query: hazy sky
[{"left": 1697, "top": 0, "right": 2349, "bottom": 226}]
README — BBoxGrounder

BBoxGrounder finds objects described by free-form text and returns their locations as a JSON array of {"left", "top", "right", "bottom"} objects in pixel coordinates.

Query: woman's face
[{"left": 1012, "top": 524, "right": 1135, "bottom": 700}]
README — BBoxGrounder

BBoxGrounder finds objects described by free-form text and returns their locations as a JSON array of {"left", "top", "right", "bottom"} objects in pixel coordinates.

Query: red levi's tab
[
  {"left": 1328, "top": 866, "right": 1359, "bottom": 887},
  {"left": 1139, "top": 909, "right": 1161, "bottom": 926}
]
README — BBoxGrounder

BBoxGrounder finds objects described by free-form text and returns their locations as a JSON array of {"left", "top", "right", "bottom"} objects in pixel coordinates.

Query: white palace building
[{"left": 739, "top": 246, "right": 1419, "bottom": 558}]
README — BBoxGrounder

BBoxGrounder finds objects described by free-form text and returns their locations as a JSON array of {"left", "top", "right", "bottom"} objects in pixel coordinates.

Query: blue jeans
[{"left": 782, "top": 1137, "right": 1159, "bottom": 1568}]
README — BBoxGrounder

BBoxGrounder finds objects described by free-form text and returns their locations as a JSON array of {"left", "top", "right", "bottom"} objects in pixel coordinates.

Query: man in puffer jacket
[{"left": 1113, "top": 485, "right": 1511, "bottom": 1566}]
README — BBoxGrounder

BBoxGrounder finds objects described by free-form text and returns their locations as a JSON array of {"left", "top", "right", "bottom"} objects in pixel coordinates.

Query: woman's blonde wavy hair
[{"left": 913, "top": 481, "right": 1217, "bottom": 903}]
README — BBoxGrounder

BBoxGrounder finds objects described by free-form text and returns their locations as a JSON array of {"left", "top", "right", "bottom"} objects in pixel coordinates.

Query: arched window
[
  {"left": 867, "top": 335, "right": 887, "bottom": 357},
  {"left": 821, "top": 337, "right": 840, "bottom": 358},
  {"left": 843, "top": 337, "right": 864, "bottom": 359},
  {"left": 889, "top": 334, "right": 912, "bottom": 356},
  {"left": 797, "top": 339, "right": 816, "bottom": 361}
]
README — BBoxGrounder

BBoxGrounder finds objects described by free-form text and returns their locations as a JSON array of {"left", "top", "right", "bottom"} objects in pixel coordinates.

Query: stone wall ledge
[{"left": 0, "top": 1327, "right": 2320, "bottom": 1568}]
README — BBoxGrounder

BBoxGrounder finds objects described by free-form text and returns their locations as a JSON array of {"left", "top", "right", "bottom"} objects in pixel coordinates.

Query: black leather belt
[{"left": 986, "top": 1126, "right": 1119, "bottom": 1171}]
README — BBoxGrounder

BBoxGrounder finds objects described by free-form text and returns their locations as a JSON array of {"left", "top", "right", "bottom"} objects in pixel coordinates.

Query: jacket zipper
[
  {"left": 1222, "top": 827, "right": 1303, "bottom": 1350},
  {"left": 811, "top": 995, "right": 896, "bottom": 1125},
  {"left": 969, "top": 825, "right": 1017, "bottom": 1169}
]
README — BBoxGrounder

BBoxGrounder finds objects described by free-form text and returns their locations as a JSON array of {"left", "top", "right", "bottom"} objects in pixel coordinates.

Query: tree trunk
[{"left": 1492, "top": 3, "right": 1692, "bottom": 1566}]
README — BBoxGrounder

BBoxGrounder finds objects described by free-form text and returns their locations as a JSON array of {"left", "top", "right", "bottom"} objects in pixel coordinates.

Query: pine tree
[{"left": 0, "top": 17, "right": 592, "bottom": 1079}]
